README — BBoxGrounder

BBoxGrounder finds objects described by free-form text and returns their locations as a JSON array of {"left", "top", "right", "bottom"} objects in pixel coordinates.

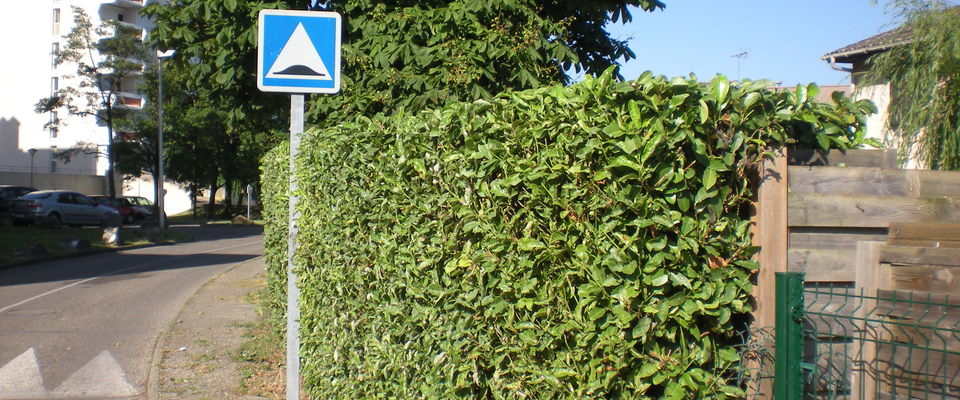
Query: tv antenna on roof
[{"left": 731, "top": 51, "right": 749, "bottom": 79}]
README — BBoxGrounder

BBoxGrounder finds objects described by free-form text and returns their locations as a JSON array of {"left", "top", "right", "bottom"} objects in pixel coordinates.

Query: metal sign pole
[
  {"left": 247, "top": 183, "right": 253, "bottom": 220},
  {"left": 287, "top": 94, "right": 304, "bottom": 400},
  {"left": 258, "top": 8, "right": 340, "bottom": 399}
]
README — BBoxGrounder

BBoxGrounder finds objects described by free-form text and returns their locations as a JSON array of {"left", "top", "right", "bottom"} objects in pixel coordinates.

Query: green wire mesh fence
[
  {"left": 776, "top": 272, "right": 960, "bottom": 400},
  {"left": 734, "top": 326, "right": 776, "bottom": 400}
]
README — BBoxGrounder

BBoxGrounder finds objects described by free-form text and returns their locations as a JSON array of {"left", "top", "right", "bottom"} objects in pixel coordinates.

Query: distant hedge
[{"left": 261, "top": 70, "right": 873, "bottom": 399}]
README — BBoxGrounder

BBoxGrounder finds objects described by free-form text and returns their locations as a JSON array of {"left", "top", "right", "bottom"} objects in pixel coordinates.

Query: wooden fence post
[
  {"left": 755, "top": 147, "right": 789, "bottom": 328},
  {"left": 749, "top": 147, "right": 789, "bottom": 399}
]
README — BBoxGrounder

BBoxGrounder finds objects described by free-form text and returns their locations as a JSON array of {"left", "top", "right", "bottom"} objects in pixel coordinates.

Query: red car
[{"left": 90, "top": 196, "right": 136, "bottom": 224}]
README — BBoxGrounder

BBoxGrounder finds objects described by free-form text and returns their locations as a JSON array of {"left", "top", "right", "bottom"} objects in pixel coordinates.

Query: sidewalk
[{"left": 147, "top": 256, "right": 274, "bottom": 399}]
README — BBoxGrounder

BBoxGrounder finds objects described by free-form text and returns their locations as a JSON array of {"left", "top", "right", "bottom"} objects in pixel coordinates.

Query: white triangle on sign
[
  {"left": 0, "top": 348, "right": 47, "bottom": 399},
  {"left": 266, "top": 22, "right": 332, "bottom": 81},
  {"left": 51, "top": 350, "right": 137, "bottom": 397}
]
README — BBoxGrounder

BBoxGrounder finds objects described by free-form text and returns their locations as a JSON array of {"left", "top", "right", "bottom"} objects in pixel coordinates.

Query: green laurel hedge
[{"left": 261, "top": 70, "right": 873, "bottom": 399}]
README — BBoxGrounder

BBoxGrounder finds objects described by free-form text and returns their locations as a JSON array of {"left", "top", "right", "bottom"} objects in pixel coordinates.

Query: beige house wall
[
  {"left": 0, "top": 171, "right": 108, "bottom": 194},
  {"left": 854, "top": 83, "right": 923, "bottom": 169}
]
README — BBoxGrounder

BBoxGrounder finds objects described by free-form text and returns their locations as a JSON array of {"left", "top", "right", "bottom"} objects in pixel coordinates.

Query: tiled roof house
[
  {"left": 819, "top": 25, "right": 912, "bottom": 153},
  {"left": 821, "top": 27, "right": 912, "bottom": 83}
]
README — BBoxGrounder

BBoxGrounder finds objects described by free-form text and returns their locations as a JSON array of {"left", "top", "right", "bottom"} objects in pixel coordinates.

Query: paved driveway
[{"left": 0, "top": 225, "right": 264, "bottom": 399}]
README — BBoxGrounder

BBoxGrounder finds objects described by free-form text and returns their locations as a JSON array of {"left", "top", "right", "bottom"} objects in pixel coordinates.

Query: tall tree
[
  {"left": 140, "top": 0, "right": 666, "bottom": 215},
  {"left": 860, "top": 1, "right": 960, "bottom": 169},
  {"left": 36, "top": 6, "right": 148, "bottom": 197},
  {"left": 142, "top": 0, "right": 666, "bottom": 127},
  {"left": 133, "top": 58, "right": 279, "bottom": 218},
  {"left": 312, "top": 0, "right": 665, "bottom": 120}
]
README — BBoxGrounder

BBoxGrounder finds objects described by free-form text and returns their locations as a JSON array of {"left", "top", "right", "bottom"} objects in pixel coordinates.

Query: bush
[
  {"left": 261, "top": 143, "right": 289, "bottom": 321},
  {"left": 261, "top": 70, "right": 872, "bottom": 399}
]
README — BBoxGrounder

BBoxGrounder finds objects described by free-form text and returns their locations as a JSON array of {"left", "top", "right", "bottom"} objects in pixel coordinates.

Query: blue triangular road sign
[{"left": 258, "top": 10, "right": 341, "bottom": 94}]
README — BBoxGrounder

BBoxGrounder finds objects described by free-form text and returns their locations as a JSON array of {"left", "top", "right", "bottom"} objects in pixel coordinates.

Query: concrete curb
[{"left": 145, "top": 255, "right": 266, "bottom": 400}]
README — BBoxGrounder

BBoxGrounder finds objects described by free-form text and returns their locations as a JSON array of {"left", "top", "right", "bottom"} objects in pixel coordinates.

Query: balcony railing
[
  {"left": 114, "top": 92, "right": 143, "bottom": 109},
  {"left": 103, "top": 0, "right": 145, "bottom": 9}
]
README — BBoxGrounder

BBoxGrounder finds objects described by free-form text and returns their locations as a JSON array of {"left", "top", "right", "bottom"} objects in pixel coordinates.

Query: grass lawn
[
  {"left": 167, "top": 210, "right": 264, "bottom": 226},
  {"left": 0, "top": 225, "right": 190, "bottom": 268}
]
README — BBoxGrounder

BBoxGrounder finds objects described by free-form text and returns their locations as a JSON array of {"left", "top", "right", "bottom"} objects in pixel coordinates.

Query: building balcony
[
  {"left": 102, "top": 0, "right": 145, "bottom": 9},
  {"left": 114, "top": 92, "right": 144, "bottom": 109},
  {"left": 115, "top": 21, "right": 147, "bottom": 39}
]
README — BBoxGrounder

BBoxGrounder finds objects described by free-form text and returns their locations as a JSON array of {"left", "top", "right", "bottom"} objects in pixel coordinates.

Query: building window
[
  {"left": 52, "top": 8, "right": 61, "bottom": 35},
  {"left": 118, "top": 13, "right": 124, "bottom": 22},
  {"left": 51, "top": 42, "right": 59, "bottom": 67},
  {"left": 50, "top": 112, "right": 58, "bottom": 138},
  {"left": 50, "top": 77, "right": 58, "bottom": 95}
]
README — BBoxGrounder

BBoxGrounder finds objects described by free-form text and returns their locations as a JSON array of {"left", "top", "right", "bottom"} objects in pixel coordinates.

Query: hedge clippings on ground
[{"left": 261, "top": 70, "right": 873, "bottom": 399}]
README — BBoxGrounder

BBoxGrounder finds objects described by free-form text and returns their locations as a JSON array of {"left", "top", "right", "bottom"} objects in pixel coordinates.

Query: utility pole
[
  {"left": 28, "top": 148, "right": 37, "bottom": 187},
  {"left": 156, "top": 49, "right": 175, "bottom": 234}
]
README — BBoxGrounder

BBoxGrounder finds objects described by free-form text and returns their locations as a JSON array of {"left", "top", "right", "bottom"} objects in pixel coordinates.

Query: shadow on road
[
  {"left": 0, "top": 224, "right": 263, "bottom": 287},
  {"left": 167, "top": 223, "right": 264, "bottom": 242}
]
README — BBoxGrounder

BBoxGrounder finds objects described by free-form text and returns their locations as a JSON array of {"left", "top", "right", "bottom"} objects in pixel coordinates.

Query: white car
[{"left": 10, "top": 190, "right": 120, "bottom": 227}]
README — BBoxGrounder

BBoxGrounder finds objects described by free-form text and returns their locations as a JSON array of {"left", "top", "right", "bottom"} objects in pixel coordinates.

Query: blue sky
[{"left": 602, "top": 1, "right": 899, "bottom": 86}]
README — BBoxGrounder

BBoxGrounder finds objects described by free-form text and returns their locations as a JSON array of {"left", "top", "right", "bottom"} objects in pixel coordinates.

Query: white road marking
[
  {"left": 0, "top": 348, "right": 46, "bottom": 399},
  {"left": 51, "top": 350, "right": 137, "bottom": 397},
  {"left": 0, "top": 240, "right": 261, "bottom": 313}
]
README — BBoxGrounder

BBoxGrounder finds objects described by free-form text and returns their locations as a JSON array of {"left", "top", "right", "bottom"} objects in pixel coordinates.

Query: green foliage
[
  {"left": 142, "top": 0, "right": 290, "bottom": 132},
  {"left": 143, "top": 0, "right": 666, "bottom": 128},
  {"left": 311, "top": 0, "right": 664, "bottom": 121},
  {"left": 859, "top": 1, "right": 960, "bottom": 169},
  {"left": 261, "top": 70, "right": 872, "bottom": 399},
  {"left": 260, "top": 143, "right": 290, "bottom": 319},
  {"left": 146, "top": 0, "right": 668, "bottom": 211}
]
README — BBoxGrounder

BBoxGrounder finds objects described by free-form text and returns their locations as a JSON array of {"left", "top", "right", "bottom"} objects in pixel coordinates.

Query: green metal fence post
[{"left": 775, "top": 272, "right": 805, "bottom": 400}]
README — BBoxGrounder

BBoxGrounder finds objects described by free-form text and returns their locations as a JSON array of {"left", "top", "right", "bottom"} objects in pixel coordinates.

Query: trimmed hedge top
[{"left": 261, "top": 70, "right": 873, "bottom": 399}]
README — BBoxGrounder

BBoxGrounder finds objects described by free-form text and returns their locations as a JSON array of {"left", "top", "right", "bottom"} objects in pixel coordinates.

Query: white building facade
[{"left": 0, "top": 0, "right": 191, "bottom": 214}]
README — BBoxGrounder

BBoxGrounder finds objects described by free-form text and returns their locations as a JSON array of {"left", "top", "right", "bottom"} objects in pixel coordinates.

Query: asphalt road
[{"left": 0, "top": 224, "right": 264, "bottom": 399}]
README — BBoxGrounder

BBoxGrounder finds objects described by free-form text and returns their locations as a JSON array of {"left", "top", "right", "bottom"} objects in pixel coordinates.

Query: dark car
[
  {"left": 0, "top": 185, "right": 36, "bottom": 215},
  {"left": 10, "top": 190, "right": 119, "bottom": 227},
  {"left": 90, "top": 196, "right": 136, "bottom": 224},
  {"left": 119, "top": 196, "right": 165, "bottom": 221}
]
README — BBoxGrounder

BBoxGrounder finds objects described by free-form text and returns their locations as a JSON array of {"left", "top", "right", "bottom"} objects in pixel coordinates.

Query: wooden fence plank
[
  {"left": 890, "top": 265, "right": 960, "bottom": 295},
  {"left": 852, "top": 241, "right": 884, "bottom": 400},
  {"left": 788, "top": 149, "right": 897, "bottom": 168},
  {"left": 880, "top": 247, "right": 960, "bottom": 267},
  {"left": 789, "top": 167, "right": 960, "bottom": 197},
  {"left": 789, "top": 249, "right": 856, "bottom": 282},
  {"left": 790, "top": 231, "right": 887, "bottom": 250},
  {"left": 889, "top": 223, "right": 960, "bottom": 248},
  {"left": 789, "top": 194, "right": 960, "bottom": 228},
  {"left": 876, "top": 289, "right": 960, "bottom": 328}
]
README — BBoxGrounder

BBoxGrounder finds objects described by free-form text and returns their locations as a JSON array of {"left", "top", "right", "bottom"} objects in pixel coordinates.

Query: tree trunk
[
  {"left": 222, "top": 179, "right": 234, "bottom": 219},
  {"left": 191, "top": 184, "right": 198, "bottom": 219},
  {"left": 207, "top": 181, "right": 217, "bottom": 219},
  {"left": 152, "top": 170, "right": 161, "bottom": 226},
  {"left": 105, "top": 104, "right": 116, "bottom": 198}
]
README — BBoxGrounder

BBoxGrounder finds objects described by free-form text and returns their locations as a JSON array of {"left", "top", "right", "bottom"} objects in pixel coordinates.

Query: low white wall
[
  {"left": 0, "top": 171, "right": 108, "bottom": 194},
  {"left": 123, "top": 175, "right": 193, "bottom": 216}
]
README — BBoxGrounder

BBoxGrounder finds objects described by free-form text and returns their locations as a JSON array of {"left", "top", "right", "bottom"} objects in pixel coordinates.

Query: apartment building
[{"left": 0, "top": 0, "right": 190, "bottom": 213}]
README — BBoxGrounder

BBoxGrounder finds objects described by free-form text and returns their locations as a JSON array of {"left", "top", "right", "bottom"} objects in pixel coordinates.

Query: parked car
[
  {"left": 90, "top": 196, "right": 136, "bottom": 224},
  {"left": 119, "top": 196, "right": 165, "bottom": 221},
  {"left": 0, "top": 185, "right": 36, "bottom": 215},
  {"left": 10, "top": 190, "right": 119, "bottom": 227}
]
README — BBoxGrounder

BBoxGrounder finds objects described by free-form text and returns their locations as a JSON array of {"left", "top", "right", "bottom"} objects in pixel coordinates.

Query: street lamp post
[
  {"left": 28, "top": 148, "right": 37, "bottom": 187},
  {"left": 156, "top": 49, "right": 175, "bottom": 235}
]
